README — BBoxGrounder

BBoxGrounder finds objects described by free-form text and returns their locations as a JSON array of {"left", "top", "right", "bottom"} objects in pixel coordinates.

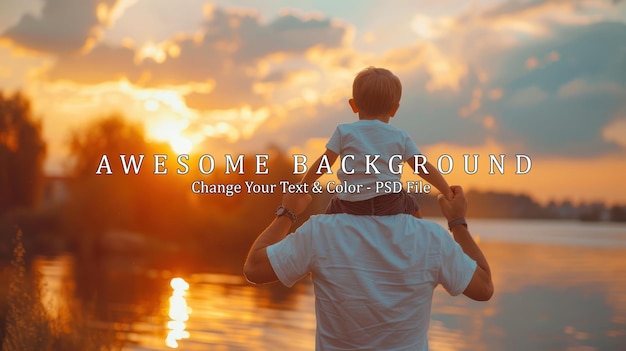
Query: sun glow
[
  {"left": 147, "top": 119, "right": 194, "bottom": 155},
  {"left": 136, "top": 41, "right": 167, "bottom": 63},
  {"left": 136, "top": 87, "right": 197, "bottom": 154},
  {"left": 169, "top": 135, "right": 193, "bottom": 155},
  {"left": 138, "top": 90, "right": 189, "bottom": 114},
  {"left": 144, "top": 99, "right": 159, "bottom": 111}
]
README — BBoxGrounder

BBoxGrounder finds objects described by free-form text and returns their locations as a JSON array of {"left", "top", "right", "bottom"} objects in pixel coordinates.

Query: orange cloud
[
  {"left": 602, "top": 115, "right": 626, "bottom": 148},
  {"left": 422, "top": 45, "right": 468, "bottom": 92}
]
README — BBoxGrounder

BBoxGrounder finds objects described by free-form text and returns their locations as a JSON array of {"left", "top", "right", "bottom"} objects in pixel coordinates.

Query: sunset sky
[{"left": 1, "top": 0, "right": 625, "bottom": 205}]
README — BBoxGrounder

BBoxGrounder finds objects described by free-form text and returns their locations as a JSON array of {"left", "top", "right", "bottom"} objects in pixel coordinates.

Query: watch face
[
  {"left": 276, "top": 206, "right": 286, "bottom": 216},
  {"left": 275, "top": 206, "right": 296, "bottom": 222}
]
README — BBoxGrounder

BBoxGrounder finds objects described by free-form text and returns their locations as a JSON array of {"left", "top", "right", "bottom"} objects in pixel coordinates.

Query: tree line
[{"left": 1, "top": 92, "right": 625, "bottom": 267}]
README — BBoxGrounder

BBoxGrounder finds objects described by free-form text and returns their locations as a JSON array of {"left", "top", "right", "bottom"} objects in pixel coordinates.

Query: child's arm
[
  {"left": 409, "top": 159, "right": 453, "bottom": 200},
  {"left": 300, "top": 149, "right": 339, "bottom": 186}
]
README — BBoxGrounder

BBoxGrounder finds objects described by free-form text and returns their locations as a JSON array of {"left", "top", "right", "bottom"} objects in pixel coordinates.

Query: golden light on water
[
  {"left": 165, "top": 277, "right": 191, "bottom": 348},
  {"left": 34, "top": 256, "right": 74, "bottom": 325}
]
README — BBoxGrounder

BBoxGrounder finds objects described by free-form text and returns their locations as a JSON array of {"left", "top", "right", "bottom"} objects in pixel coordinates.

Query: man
[{"left": 244, "top": 186, "right": 493, "bottom": 350}]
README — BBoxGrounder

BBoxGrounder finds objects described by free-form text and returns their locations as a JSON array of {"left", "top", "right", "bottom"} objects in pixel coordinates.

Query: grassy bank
[{"left": 0, "top": 230, "right": 124, "bottom": 351}]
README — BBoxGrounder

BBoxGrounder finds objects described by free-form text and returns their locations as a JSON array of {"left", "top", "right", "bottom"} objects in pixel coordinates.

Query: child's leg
[
  {"left": 327, "top": 191, "right": 418, "bottom": 216},
  {"left": 325, "top": 195, "right": 344, "bottom": 214},
  {"left": 325, "top": 195, "right": 374, "bottom": 215},
  {"left": 406, "top": 191, "right": 422, "bottom": 218},
  {"left": 371, "top": 191, "right": 413, "bottom": 216}
]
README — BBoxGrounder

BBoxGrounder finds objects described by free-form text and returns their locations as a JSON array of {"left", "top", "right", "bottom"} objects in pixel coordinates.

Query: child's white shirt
[{"left": 325, "top": 119, "right": 422, "bottom": 201}]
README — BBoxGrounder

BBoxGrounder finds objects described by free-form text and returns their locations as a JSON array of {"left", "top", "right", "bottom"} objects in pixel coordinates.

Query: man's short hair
[{"left": 352, "top": 67, "right": 402, "bottom": 117}]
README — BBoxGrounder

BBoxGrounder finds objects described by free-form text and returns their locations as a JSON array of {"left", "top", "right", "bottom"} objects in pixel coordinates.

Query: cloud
[
  {"left": 495, "top": 92, "right": 624, "bottom": 156},
  {"left": 485, "top": 21, "right": 626, "bottom": 155},
  {"left": 1, "top": 0, "right": 124, "bottom": 54},
  {"left": 228, "top": 98, "right": 352, "bottom": 153},
  {"left": 432, "top": 0, "right": 624, "bottom": 75},
  {"left": 501, "top": 22, "right": 626, "bottom": 93},
  {"left": 231, "top": 10, "right": 346, "bottom": 62},
  {"left": 402, "top": 0, "right": 626, "bottom": 158},
  {"left": 602, "top": 114, "right": 626, "bottom": 148},
  {"left": 558, "top": 79, "right": 625, "bottom": 97},
  {"left": 247, "top": 7, "right": 626, "bottom": 159},
  {"left": 42, "top": 6, "right": 350, "bottom": 111},
  {"left": 392, "top": 67, "right": 491, "bottom": 148},
  {"left": 507, "top": 86, "right": 549, "bottom": 106},
  {"left": 275, "top": 1, "right": 626, "bottom": 162},
  {"left": 481, "top": 0, "right": 585, "bottom": 19},
  {"left": 0, "top": 46, "right": 46, "bottom": 90},
  {"left": 470, "top": 0, "right": 620, "bottom": 31},
  {"left": 7, "top": 0, "right": 626, "bottom": 163},
  {"left": 183, "top": 78, "right": 264, "bottom": 110},
  {"left": 46, "top": 44, "right": 141, "bottom": 84},
  {"left": 100, "top": 0, "right": 206, "bottom": 46}
]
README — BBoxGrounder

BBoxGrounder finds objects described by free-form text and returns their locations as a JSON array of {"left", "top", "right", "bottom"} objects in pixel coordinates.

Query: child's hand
[{"left": 444, "top": 189, "right": 454, "bottom": 201}]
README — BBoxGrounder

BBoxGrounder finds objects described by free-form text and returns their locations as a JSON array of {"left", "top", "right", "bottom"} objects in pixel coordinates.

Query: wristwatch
[
  {"left": 275, "top": 205, "right": 297, "bottom": 224},
  {"left": 448, "top": 217, "right": 468, "bottom": 230}
]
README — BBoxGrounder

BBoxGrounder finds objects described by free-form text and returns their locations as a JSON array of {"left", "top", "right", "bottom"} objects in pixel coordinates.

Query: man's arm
[
  {"left": 449, "top": 223, "right": 493, "bottom": 301},
  {"left": 243, "top": 193, "right": 312, "bottom": 285},
  {"left": 438, "top": 186, "right": 494, "bottom": 301}
]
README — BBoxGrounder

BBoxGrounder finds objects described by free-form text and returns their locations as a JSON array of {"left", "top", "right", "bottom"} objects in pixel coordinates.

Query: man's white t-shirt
[
  {"left": 267, "top": 214, "right": 477, "bottom": 351},
  {"left": 325, "top": 119, "right": 422, "bottom": 201}
]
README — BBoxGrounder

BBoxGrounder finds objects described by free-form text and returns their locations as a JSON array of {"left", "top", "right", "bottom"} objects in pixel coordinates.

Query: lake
[{"left": 30, "top": 219, "right": 626, "bottom": 351}]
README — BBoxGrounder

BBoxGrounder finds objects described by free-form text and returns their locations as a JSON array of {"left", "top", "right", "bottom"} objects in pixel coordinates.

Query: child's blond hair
[{"left": 352, "top": 67, "right": 402, "bottom": 117}]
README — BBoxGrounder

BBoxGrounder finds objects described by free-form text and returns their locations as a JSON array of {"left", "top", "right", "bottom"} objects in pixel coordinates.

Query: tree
[
  {"left": 66, "top": 115, "right": 150, "bottom": 234},
  {"left": 0, "top": 92, "right": 46, "bottom": 215},
  {"left": 69, "top": 114, "right": 148, "bottom": 178},
  {"left": 66, "top": 115, "right": 196, "bottom": 247}
]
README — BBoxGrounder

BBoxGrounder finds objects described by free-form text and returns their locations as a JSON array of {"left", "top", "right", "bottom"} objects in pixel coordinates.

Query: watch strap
[
  {"left": 276, "top": 206, "right": 297, "bottom": 223},
  {"left": 448, "top": 217, "right": 468, "bottom": 230}
]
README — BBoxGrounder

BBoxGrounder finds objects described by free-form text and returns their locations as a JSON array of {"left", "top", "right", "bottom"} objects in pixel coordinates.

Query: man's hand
[
  {"left": 283, "top": 192, "right": 312, "bottom": 216},
  {"left": 442, "top": 188, "right": 455, "bottom": 202},
  {"left": 437, "top": 185, "right": 467, "bottom": 222}
]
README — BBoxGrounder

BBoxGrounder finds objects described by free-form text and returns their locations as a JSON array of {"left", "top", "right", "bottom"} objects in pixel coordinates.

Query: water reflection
[
  {"left": 33, "top": 255, "right": 74, "bottom": 320},
  {"left": 166, "top": 278, "right": 191, "bottom": 348},
  {"left": 428, "top": 235, "right": 626, "bottom": 351},
  {"left": 23, "top": 220, "right": 626, "bottom": 351}
]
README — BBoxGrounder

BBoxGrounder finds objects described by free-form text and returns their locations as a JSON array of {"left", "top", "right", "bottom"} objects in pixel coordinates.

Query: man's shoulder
[
  {"left": 392, "top": 216, "right": 450, "bottom": 236},
  {"left": 305, "top": 214, "right": 448, "bottom": 234}
]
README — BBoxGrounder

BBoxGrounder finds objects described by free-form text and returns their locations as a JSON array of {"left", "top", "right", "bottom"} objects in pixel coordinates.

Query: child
[{"left": 301, "top": 66, "right": 453, "bottom": 217}]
